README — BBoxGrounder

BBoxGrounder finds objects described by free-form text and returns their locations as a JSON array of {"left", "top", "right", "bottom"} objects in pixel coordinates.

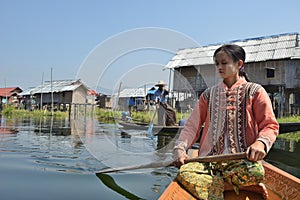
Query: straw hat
[{"left": 155, "top": 80, "right": 167, "bottom": 86}]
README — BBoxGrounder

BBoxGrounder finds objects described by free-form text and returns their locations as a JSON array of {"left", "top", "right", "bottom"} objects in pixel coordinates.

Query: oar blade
[
  {"left": 147, "top": 123, "right": 153, "bottom": 137},
  {"left": 147, "top": 109, "right": 157, "bottom": 138},
  {"left": 96, "top": 160, "right": 174, "bottom": 174}
]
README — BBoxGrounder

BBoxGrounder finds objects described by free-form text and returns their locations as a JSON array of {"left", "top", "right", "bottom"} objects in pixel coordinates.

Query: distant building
[
  {"left": 19, "top": 79, "right": 89, "bottom": 111},
  {"left": 112, "top": 87, "right": 162, "bottom": 111},
  {"left": 94, "top": 87, "right": 113, "bottom": 109},
  {"left": 87, "top": 89, "right": 98, "bottom": 105},
  {"left": 0, "top": 87, "right": 23, "bottom": 107},
  {"left": 95, "top": 93, "right": 113, "bottom": 109},
  {"left": 118, "top": 88, "right": 148, "bottom": 111},
  {"left": 166, "top": 32, "right": 300, "bottom": 117}
]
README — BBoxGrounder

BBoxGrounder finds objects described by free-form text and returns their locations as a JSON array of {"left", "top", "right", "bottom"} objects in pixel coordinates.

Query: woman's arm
[{"left": 173, "top": 94, "right": 208, "bottom": 167}]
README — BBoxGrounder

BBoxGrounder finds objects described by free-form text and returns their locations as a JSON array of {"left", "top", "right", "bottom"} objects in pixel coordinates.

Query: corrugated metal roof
[
  {"left": 118, "top": 87, "right": 158, "bottom": 98},
  {"left": 255, "top": 50, "right": 274, "bottom": 61},
  {"left": 119, "top": 88, "right": 146, "bottom": 98},
  {"left": 165, "top": 33, "right": 299, "bottom": 69},
  {"left": 19, "top": 80, "right": 85, "bottom": 96}
]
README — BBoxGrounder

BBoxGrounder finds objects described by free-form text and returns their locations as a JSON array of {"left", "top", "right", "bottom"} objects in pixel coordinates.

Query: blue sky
[{"left": 1, "top": 0, "right": 300, "bottom": 93}]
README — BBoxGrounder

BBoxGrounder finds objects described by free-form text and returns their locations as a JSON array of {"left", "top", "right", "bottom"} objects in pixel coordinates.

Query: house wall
[
  {"left": 60, "top": 91, "right": 73, "bottom": 103},
  {"left": 35, "top": 93, "right": 52, "bottom": 104},
  {"left": 174, "top": 65, "right": 217, "bottom": 95},
  {"left": 173, "top": 66, "right": 197, "bottom": 92},
  {"left": 285, "top": 60, "right": 300, "bottom": 89},
  {"left": 72, "top": 85, "right": 87, "bottom": 104},
  {"left": 245, "top": 61, "right": 285, "bottom": 88},
  {"left": 196, "top": 64, "right": 221, "bottom": 88},
  {"left": 34, "top": 88, "right": 86, "bottom": 105}
]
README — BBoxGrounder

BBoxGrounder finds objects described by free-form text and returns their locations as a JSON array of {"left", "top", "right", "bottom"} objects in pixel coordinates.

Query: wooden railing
[{"left": 70, "top": 103, "right": 96, "bottom": 119}]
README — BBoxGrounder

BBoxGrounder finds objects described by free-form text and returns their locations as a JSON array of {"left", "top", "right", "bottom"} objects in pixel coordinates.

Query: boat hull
[
  {"left": 159, "top": 151, "right": 300, "bottom": 200},
  {"left": 159, "top": 180, "right": 278, "bottom": 200},
  {"left": 118, "top": 121, "right": 183, "bottom": 135},
  {"left": 118, "top": 121, "right": 300, "bottom": 135}
]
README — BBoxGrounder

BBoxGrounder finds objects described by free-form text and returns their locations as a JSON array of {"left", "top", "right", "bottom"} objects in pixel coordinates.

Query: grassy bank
[
  {"left": 94, "top": 108, "right": 191, "bottom": 123},
  {"left": 3, "top": 105, "right": 298, "bottom": 124},
  {"left": 276, "top": 115, "right": 300, "bottom": 123},
  {"left": 1, "top": 105, "right": 67, "bottom": 118},
  {"left": 2, "top": 106, "right": 300, "bottom": 141},
  {"left": 276, "top": 116, "right": 300, "bottom": 142}
]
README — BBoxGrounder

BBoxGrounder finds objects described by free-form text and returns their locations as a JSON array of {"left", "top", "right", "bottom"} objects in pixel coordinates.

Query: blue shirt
[
  {"left": 154, "top": 89, "right": 168, "bottom": 103},
  {"left": 128, "top": 97, "right": 135, "bottom": 106}
]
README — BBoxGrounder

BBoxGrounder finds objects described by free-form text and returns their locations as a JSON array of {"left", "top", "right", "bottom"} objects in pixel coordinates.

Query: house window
[{"left": 265, "top": 67, "right": 275, "bottom": 78}]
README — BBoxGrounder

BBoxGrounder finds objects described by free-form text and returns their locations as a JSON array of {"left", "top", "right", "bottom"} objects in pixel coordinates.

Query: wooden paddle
[
  {"left": 147, "top": 108, "right": 157, "bottom": 138},
  {"left": 96, "top": 152, "right": 247, "bottom": 174}
]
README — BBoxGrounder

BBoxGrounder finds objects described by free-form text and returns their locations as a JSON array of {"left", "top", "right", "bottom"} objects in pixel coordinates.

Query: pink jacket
[{"left": 178, "top": 79, "right": 279, "bottom": 156}]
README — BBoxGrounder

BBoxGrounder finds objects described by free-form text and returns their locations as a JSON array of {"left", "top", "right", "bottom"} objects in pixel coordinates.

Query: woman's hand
[
  {"left": 246, "top": 140, "right": 266, "bottom": 161},
  {"left": 173, "top": 149, "right": 189, "bottom": 168}
]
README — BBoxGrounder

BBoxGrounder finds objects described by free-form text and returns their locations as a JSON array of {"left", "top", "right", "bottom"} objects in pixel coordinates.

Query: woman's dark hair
[{"left": 213, "top": 44, "right": 250, "bottom": 81}]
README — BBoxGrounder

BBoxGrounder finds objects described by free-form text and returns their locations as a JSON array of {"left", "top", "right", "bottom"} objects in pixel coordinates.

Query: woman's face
[{"left": 214, "top": 50, "right": 241, "bottom": 80}]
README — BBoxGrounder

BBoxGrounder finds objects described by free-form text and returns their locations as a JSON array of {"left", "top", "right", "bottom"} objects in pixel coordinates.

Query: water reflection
[
  {"left": 0, "top": 116, "right": 19, "bottom": 134},
  {"left": 0, "top": 116, "right": 177, "bottom": 199},
  {"left": 32, "top": 117, "right": 71, "bottom": 136},
  {"left": 272, "top": 137, "right": 298, "bottom": 152},
  {"left": 0, "top": 116, "right": 101, "bottom": 173},
  {"left": 74, "top": 117, "right": 174, "bottom": 168},
  {"left": 266, "top": 137, "right": 300, "bottom": 178}
]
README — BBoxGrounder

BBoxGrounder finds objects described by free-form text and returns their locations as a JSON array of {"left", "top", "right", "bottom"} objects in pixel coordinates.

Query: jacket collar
[{"left": 219, "top": 77, "right": 247, "bottom": 90}]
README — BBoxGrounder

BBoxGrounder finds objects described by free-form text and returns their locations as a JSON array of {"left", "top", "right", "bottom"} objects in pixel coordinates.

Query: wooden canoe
[
  {"left": 118, "top": 121, "right": 183, "bottom": 135},
  {"left": 118, "top": 121, "right": 300, "bottom": 136},
  {"left": 159, "top": 150, "right": 300, "bottom": 200}
]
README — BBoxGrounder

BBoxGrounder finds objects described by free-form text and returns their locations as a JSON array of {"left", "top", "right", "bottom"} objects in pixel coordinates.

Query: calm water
[
  {"left": 0, "top": 116, "right": 176, "bottom": 200},
  {"left": 0, "top": 116, "right": 299, "bottom": 200}
]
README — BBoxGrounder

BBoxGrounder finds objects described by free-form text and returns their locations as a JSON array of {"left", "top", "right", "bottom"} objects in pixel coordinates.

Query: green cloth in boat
[{"left": 176, "top": 159, "right": 264, "bottom": 200}]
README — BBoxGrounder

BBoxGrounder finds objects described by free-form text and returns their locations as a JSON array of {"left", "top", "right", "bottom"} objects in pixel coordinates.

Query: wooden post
[
  {"left": 50, "top": 68, "right": 54, "bottom": 116},
  {"left": 278, "top": 85, "right": 285, "bottom": 118},
  {"left": 40, "top": 72, "right": 44, "bottom": 110}
]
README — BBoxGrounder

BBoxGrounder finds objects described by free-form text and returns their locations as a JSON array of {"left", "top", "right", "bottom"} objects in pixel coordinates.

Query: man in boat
[
  {"left": 154, "top": 80, "right": 176, "bottom": 126},
  {"left": 173, "top": 44, "right": 279, "bottom": 199},
  {"left": 128, "top": 96, "right": 135, "bottom": 116}
]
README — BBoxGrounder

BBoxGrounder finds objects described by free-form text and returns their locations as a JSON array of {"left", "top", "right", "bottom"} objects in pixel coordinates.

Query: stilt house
[
  {"left": 0, "top": 87, "right": 23, "bottom": 106},
  {"left": 165, "top": 33, "right": 300, "bottom": 117},
  {"left": 19, "top": 79, "right": 89, "bottom": 111}
]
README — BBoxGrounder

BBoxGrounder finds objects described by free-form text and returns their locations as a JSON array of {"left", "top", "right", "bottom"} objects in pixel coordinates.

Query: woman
[{"left": 173, "top": 44, "right": 279, "bottom": 199}]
